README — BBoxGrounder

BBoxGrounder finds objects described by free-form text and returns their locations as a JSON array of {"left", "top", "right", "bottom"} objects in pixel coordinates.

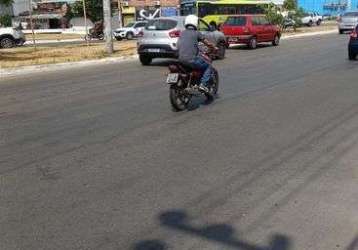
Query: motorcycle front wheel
[{"left": 169, "top": 86, "right": 191, "bottom": 111}]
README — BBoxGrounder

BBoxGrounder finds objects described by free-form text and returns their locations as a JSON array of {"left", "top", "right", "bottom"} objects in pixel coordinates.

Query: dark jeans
[{"left": 188, "top": 56, "right": 212, "bottom": 87}]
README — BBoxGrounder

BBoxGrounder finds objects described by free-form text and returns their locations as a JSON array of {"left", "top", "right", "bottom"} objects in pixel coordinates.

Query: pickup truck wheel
[
  {"left": 0, "top": 37, "right": 15, "bottom": 48},
  {"left": 272, "top": 35, "right": 280, "bottom": 46},
  {"left": 248, "top": 37, "right": 257, "bottom": 49},
  {"left": 139, "top": 55, "right": 152, "bottom": 65},
  {"left": 307, "top": 20, "right": 313, "bottom": 27},
  {"left": 115, "top": 37, "right": 122, "bottom": 41},
  {"left": 217, "top": 42, "right": 226, "bottom": 59},
  {"left": 316, "top": 20, "right": 322, "bottom": 26}
]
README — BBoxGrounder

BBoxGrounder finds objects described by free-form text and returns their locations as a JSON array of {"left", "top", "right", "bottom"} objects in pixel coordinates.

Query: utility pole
[
  {"left": 103, "top": 0, "right": 113, "bottom": 54},
  {"left": 117, "top": 0, "right": 123, "bottom": 28},
  {"left": 82, "top": 0, "right": 89, "bottom": 46},
  {"left": 29, "top": 0, "right": 36, "bottom": 49}
]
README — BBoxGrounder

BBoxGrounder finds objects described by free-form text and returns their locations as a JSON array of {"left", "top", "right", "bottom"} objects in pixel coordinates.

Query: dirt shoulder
[{"left": 0, "top": 41, "right": 136, "bottom": 69}]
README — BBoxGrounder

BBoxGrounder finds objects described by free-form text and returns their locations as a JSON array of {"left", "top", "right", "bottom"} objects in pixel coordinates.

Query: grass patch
[{"left": 0, "top": 41, "right": 136, "bottom": 69}]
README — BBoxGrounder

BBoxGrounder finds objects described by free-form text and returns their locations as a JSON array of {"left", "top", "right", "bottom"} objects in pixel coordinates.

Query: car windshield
[
  {"left": 343, "top": 12, "right": 358, "bottom": 17},
  {"left": 145, "top": 19, "right": 177, "bottom": 31},
  {"left": 125, "top": 22, "right": 135, "bottom": 27},
  {"left": 224, "top": 16, "right": 247, "bottom": 26}
]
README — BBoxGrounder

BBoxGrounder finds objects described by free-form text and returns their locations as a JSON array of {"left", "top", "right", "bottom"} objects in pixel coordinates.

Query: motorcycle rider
[{"left": 177, "top": 15, "right": 216, "bottom": 93}]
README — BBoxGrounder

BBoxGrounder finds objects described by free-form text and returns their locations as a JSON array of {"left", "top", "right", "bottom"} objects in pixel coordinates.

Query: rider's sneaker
[{"left": 198, "top": 84, "right": 209, "bottom": 93}]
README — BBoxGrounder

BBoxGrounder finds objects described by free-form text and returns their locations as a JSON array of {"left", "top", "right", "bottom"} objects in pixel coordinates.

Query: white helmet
[{"left": 184, "top": 15, "right": 199, "bottom": 29}]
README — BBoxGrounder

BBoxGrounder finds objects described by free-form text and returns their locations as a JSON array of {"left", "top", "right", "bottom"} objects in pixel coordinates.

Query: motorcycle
[
  {"left": 84, "top": 21, "right": 104, "bottom": 41},
  {"left": 166, "top": 48, "right": 219, "bottom": 111}
]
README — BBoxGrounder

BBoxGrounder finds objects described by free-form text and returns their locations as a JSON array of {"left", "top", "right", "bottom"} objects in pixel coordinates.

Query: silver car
[
  {"left": 137, "top": 16, "right": 227, "bottom": 65},
  {"left": 338, "top": 11, "right": 358, "bottom": 34}
]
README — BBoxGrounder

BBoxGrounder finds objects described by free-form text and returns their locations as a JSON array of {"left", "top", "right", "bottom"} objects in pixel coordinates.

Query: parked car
[
  {"left": 114, "top": 21, "right": 148, "bottom": 40},
  {"left": 348, "top": 25, "right": 358, "bottom": 60},
  {"left": 221, "top": 15, "right": 281, "bottom": 49},
  {"left": 0, "top": 27, "right": 25, "bottom": 48},
  {"left": 137, "top": 16, "right": 227, "bottom": 65},
  {"left": 338, "top": 11, "right": 358, "bottom": 34},
  {"left": 301, "top": 12, "right": 323, "bottom": 26}
]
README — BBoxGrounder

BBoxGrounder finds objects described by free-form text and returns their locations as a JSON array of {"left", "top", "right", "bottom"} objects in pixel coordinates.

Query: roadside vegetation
[
  {"left": 0, "top": 41, "right": 136, "bottom": 68},
  {"left": 264, "top": 0, "right": 306, "bottom": 31}
]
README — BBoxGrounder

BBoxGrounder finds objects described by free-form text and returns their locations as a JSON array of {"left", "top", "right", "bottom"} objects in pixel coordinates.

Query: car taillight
[
  {"left": 169, "top": 30, "right": 181, "bottom": 38},
  {"left": 137, "top": 31, "right": 144, "bottom": 37},
  {"left": 351, "top": 31, "right": 358, "bottom": 38},
  {"left": 243, "top": 27, "right": 250, "bottom": 34}
]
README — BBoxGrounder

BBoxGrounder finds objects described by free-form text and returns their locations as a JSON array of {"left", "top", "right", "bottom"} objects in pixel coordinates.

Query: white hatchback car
[{"left": 137, "top": 16, "right": 227, "bottom": 65}]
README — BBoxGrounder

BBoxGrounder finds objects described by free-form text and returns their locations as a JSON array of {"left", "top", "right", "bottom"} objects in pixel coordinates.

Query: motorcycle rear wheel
[
  {"left": 169, "top": 86, "right": 190, "bottom": 111},
  {"left": 205, "top": 70, "right": 219, "bottom": 100}
]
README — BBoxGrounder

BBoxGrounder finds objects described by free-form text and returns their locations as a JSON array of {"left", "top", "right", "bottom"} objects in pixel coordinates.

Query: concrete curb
[
  {"left": 24, "top": 39, "right": 83, "bottom": 45},
  {"left": 0, "top": 55, "right": 139, "bottom": 78},
  {"left": 1, "top": 29, "right": 338, "bottom": 78},
  {"left": 281, "top": 29, "right": 337, "bottom": 39}
]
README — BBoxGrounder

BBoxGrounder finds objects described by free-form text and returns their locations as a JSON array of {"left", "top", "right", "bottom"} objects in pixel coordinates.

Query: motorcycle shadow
[{"left": 186, "top": 94, "right": 219, "bottom": 111}]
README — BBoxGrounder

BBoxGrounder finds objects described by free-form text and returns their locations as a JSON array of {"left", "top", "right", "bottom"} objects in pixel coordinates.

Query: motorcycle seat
[{"left": 177, "top": 62, "right": 195, "bottom": 72}]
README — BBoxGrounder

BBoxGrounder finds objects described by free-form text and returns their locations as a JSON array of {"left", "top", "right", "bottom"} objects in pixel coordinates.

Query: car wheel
[
  {"left": 316, "top": 20, "right": 321, "bottom": 26},
  {"left": 126, "top": 32, "right": 134, "bottom": 40},
  {"left": 272, "top": 34, "right": 280, "bottom": 46},
  {"left": 115, "top": 37, "right": 122, "bottom": 41},
  {"left": 308, "top": 20, "right": 313, "bottom": 27},
  {"left": 0, "top": 37, "right": 16, "bottom": 48},
  {"left": 217, "top": 42, "right": 226, "bottom": 59},
  {"left": 139, "top": 55, "right": 152, "bottom": 65},
  {"left": 248, "top": 37, "right": 257, "bottom": 49}
]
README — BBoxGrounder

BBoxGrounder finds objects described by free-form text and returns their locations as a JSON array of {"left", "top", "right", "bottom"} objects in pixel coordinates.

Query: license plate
[
  {"left": 229, "top": 37, "right": 238, "bottom": 42},
  {"left": 166, "top": 73, "right": 179, "bottom": 84},
  {"left": 148, "top": 48, "right": 160, "bottom": 52}
]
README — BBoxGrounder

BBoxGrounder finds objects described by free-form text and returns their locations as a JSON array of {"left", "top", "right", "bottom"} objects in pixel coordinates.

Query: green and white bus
[{"left": 180, "top": 0, "right": 272, "bottom": 27}]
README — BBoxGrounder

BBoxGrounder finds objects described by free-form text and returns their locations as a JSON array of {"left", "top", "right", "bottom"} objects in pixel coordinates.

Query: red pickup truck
[{"left": 221, "top": 15, "right": 281, "bottom": 49}]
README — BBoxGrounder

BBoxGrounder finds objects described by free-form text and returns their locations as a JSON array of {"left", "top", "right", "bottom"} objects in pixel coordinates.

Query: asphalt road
[{"left": 1, "top": 34, "right": 358, "bottom": 250}]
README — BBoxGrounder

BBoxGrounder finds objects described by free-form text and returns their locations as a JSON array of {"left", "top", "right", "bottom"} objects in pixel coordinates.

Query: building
[
  {"left": 298, "top": 0, "right": 358, "bottom": 15},
  {"left": 116, "top": 0, "right": 180, "bottom": 25}
]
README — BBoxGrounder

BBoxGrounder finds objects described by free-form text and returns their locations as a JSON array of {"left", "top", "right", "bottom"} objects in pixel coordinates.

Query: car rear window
[
  {"left": 224, "top": 16, "right": 247, "bottom": 26},
  {"left": 343, "top": 12, "right": 358, "bottom": 17},
  {"left": 146, "top": 19, "right": 177, "bottom": 30}
]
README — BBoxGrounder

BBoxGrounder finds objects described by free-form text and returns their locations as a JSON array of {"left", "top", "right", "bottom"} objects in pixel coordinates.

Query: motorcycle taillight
[{"left": 168, "top": 64, "right": 179, "bottom": 73}]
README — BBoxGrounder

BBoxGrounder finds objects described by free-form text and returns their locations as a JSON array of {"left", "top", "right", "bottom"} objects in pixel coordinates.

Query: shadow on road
[
  {"left": 133, "top": 209, "right": 292, "bottom": 250},
  {"left": 346, "top": 235, "right": 358, "bottom": 250},
  {"left": 229, "top": 43, "right": 273, "bottom": 50}
]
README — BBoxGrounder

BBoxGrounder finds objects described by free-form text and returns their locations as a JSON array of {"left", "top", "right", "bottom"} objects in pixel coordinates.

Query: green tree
[
  {"left": 283, "top": 0, "right": 297, "bottom": 11},
  {"left": 0, "top": 14, "right": 12, "bottom": 26},
  {"left": 0, "top": 0, "right": 13, "bottom": 6},
  {"left": 264, "top": 3, "right": 285, "bottom": 29},
  {"left": 71, "top": 0, "right": 103, "bottom": 22}
]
